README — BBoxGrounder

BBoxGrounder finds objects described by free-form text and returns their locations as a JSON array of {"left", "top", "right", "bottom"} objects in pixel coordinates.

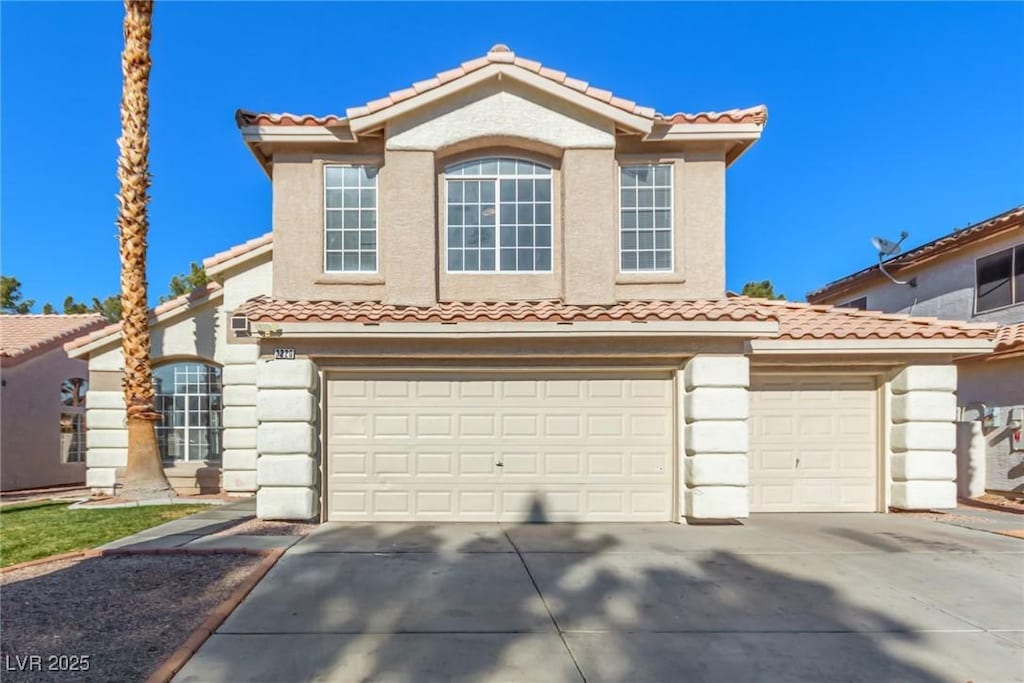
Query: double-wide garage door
[
  {"left": 748, "top": 375, "right": 879, "bottom": 512},
  {"left": 325, "top": 372, "right": 674, "bottom": 522}
]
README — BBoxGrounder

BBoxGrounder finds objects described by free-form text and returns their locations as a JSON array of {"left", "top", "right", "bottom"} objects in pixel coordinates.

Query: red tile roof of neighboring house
[
  {"left": 739, "top": 297, "right": 997, "bottom": 342},
  {"left": 0, "top": 314, "right": 107, "bottom": 361},
  {"left": 203, "top": 232, "right": 273, "bottom": 270},
  {"left": 64, "top": 283, "right": 222, "bottom": 353},
  {"left": 808, "top": 205, "right": 1024, "bottom": 303},
  {"left": 236, "top": 44, "right": 767, "bottom": 131},
  {"left": 235, "top": 295, "right": 995, "bottom": 342}
]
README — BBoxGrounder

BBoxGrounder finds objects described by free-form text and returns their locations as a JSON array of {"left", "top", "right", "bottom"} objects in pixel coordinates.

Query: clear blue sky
[{"left": 2, "top": 2, "right": 1022, "bottom": 308}]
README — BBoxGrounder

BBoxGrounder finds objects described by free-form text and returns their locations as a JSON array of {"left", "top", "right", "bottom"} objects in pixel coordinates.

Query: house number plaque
[{"left": 273, "top": 348, "right": 296, "bottom": 360}]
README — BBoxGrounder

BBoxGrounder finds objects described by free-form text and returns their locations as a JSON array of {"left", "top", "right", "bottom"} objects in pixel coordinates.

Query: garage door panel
[
  {"left": 326, "top": 373, "right": 674, "bottom": 522},
  {"left": 749, "top": 375, "right": 878, "bottom": 513}
]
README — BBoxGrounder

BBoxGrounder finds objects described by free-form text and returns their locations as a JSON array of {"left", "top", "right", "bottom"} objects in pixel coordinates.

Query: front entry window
[{"left": 154, "top": 362, "right": 223, "bottom": 463}]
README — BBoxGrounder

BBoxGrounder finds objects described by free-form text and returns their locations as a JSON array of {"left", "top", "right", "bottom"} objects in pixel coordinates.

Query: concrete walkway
[
  {"left": 97, "top": 498, "right": 301, "bottom": 552},
  {"left": 174, "top": 514, "right": 1023, "bottom": 682}
]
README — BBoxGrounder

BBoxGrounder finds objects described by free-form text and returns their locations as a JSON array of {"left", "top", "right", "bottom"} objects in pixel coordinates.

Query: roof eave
[
  {"left": 65, "top": 287, "right": 224, "bottom": 358},
  {"left": 248, "top": 319, "right": 780, "bottom": 339},
  {"left": 204, "top": 241, "right": 273, "bottom": 279},
  {"left": 749, "top": 338, "right": 996, "bottom": 355}
]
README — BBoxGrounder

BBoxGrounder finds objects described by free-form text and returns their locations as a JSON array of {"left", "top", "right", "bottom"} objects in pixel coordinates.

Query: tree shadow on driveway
[{"left": 170, "top": 512, "right": 1023, "bottom": 682}]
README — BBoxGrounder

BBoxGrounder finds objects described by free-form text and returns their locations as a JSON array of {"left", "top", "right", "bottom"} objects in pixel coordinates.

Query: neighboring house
[
  {"left": 808, "top": 206, "right": 1024, "bottom": 494},
  {"left": 1, "top": 314, "right": 108, "bottom": 491},
  {"left": 67, "top": 45, "right": 996, "bottom": 521}
]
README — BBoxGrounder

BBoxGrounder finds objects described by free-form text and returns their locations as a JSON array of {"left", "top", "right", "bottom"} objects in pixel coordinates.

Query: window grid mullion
[{"left": 445, "top": 158, "right": 552, "bottom": 274}]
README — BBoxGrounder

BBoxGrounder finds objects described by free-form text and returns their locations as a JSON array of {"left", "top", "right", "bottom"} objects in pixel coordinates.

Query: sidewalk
[
  {"left": 905, "top": 500, "right": 1024, "bottom": 540},
  {"left": 0, "top": 484, "right": 90, "bottom": 507},
  {"left": 98, "top": 498, "right": 305, "bottom": 551}
]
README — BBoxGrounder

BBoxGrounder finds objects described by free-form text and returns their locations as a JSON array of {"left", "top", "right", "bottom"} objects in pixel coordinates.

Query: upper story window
[
  {"left": 839, "top": 297, "right": 868, "bottom": 310},
  {"left": 976, "top": 244, "right": 1024, "bottom": 313},
  {"left": 324, "top": 165, "right": 378, "bottom": 273},
  {"left": 620, "top": 165, "right": 673, "bottom": 272},
  {"left": 445, "top": 158, "right": 552, "bottom": 273}
]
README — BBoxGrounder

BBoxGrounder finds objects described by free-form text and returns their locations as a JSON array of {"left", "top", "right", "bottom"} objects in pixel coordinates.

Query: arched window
[
  {"left": 60, "top": 378, "right": 87, "bottom": 463},
  {"left": 153, "top": 361, "right": 223, "bottom": 463},
  {"left": 444, "top": 157, "right": 552, "bottom": 273}
]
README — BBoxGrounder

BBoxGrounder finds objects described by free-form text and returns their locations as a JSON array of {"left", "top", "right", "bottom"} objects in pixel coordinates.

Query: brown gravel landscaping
[
  {"left": 1, "top": 553, "right": 262, "bottom": 682},
  {"left": 213, "top": 517, "right": 317, "bottom": 537}
]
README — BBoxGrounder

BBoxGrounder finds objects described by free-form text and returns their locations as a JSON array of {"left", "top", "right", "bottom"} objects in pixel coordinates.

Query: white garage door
[
  {"left": 749, "top": 375, "right": 879, "bottom": 512},
  {"left": 325, "top": 372, "right": 674, "bottom": 522}
]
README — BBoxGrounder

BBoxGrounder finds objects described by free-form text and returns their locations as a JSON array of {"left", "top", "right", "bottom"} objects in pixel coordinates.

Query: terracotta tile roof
[
  {"left": 235, "top": 295, "right": 995, "bottom": 343},
  {"left": 0, "top": 314, "right": 107, "bottom": 360},
  {"left": 64, "top": 283, "right": 222, "bottom": 353},
  {"left": 739, "top": 297, "right": 997, "bottom": 341},
  {"left": 236, "top": 44, "right": 767, "bottom": 130},
  {"left": 994, "top": 322, "right": 1024, "bottom": 355},
  {"left": 661, "top": 107, "right": 768, "bottom": 125},
  {"left": 203, "top": 232, "right": 273, "bottom": 270},
  {"left": 808, "top": 205, "right": 1024, "bottom": 303},
  {"left": 234, "top": 297, "right": 772, "bottom": 324}
]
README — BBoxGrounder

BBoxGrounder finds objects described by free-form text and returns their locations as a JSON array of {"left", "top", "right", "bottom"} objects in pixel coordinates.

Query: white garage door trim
[
  {"left": 322, "top": 369, "right": 676, "bottom": 522},
  {"left": 749, "top": 372, "right": 883, "bottom": 513}
]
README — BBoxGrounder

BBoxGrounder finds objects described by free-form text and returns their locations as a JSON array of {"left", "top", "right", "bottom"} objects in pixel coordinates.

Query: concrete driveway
[{"left": 176, "top": 514, "right": 1023, "bottom": 682}]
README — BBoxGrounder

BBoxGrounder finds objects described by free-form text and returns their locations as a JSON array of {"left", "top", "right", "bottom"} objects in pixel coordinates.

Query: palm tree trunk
[{"left": 117, "top": 0, "right": 171, "bottom": 496}]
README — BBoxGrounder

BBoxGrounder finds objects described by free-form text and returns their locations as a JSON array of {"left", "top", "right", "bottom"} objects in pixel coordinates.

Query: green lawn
[{"left": 0, "top": 500, "right": 208, "bottom": 567}]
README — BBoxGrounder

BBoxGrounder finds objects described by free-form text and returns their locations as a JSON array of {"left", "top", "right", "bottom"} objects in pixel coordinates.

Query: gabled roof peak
[{"left": 236, "top": 46, "right": 767, "bottom": 134}]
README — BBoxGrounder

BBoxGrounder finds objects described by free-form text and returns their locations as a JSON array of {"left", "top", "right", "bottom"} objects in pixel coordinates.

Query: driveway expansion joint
[{"left": 503, "top": 527, "right": 588, "bottom": 683}]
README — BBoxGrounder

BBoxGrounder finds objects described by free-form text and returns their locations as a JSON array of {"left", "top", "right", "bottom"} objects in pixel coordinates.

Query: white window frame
[
  {"left": 974, "top": 243, "right": 1024, "bottom": 314},
  {"left": 154, "top": 362, "right": 223, "bottom": 464},
  {"left": 323, "top": 164, "right": 380, "bottom": 274},
  {"left": 443, "top": 157, "right": 554, "bottom": 274},
  {"left": 60, "top": 378, "right": 87, "bottom": 464},
  {"left": 618, "top": 163, "right": 674, "bottom": 273}
]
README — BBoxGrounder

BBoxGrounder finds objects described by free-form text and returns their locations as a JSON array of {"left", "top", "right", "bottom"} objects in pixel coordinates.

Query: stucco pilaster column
[
  {"left": 255, "top": 357, "right": 319, "bottom": 520},
  {"left": 84, "top": 390, "right": 128, "bottom": 494},
  {"left": 220, "top": 343, "right": 260, "bottom": 495},
  {"left": 680, "top": 355, "right": 750, "bottom": 521},
  {"left": 889, "top": 365, "right": 958, "bottom": 509}
]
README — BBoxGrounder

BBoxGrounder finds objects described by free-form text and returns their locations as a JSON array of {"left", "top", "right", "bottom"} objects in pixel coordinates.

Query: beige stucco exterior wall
[
  {"left": 956, "top": 356, "right": 1024, "bottom": 492},
  {"left": 385, "top": 80, "right": 616, "bottom": 152},
  {"left": 382, "top": 149, "right": 437, "bottom": 306},
  {"left": 563, "top": 148, "right": 617, "bottom": 304},
  {"left": 83, "top": 296, "right": 225, "bottom": 493},
  {"left": 82, "top": 253, "right": 272, "bottom": 494},
  {"left": 818, "top": 229, "right": 1024, "bottom": 324},
  {"left": 0, "top": 348, "right": 88, "bottom": 491},
  {"left": 267, "top": 81, "right": 734, "bottom": 306},
  {"left": 615, "top": 151, "right": 727, "bottom": 301},
  {"left": 271, "top": 149, "right": 387, "bottom": 302}
]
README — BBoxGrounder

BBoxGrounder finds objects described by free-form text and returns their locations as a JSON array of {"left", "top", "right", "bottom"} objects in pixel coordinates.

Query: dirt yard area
[{"left": 1, "top": 553, "right": 262, "bottom": 682}]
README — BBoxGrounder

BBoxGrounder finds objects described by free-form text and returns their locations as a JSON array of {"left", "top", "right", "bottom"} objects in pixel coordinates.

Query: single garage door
[
  {"left": 325, "top": 372, "right": 674, "bottom": 522},
  {"left": 749, "top": 375, "right": 879, "bottom": 512}
]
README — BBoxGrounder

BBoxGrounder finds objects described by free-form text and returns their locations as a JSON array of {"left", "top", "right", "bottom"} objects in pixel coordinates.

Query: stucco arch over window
[{"left": 153, "top": 360, "right": 223, "bottom": 463}]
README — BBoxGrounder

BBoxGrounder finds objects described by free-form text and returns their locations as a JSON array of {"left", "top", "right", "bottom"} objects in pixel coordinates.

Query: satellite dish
[
  {"left": 870, "top": 231, "right": 916, "bottom": 287},
  {"left": 871, "top": 235, "right": 902, "bottom": 256}
]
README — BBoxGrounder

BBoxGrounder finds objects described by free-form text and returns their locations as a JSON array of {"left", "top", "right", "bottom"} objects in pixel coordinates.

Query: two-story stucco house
[
  {"left": 66, "top": 45, "right": 997, "bottom": 521},
  {"left": 809, "top": 206, "right": 1024, "bottom": 495}
]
